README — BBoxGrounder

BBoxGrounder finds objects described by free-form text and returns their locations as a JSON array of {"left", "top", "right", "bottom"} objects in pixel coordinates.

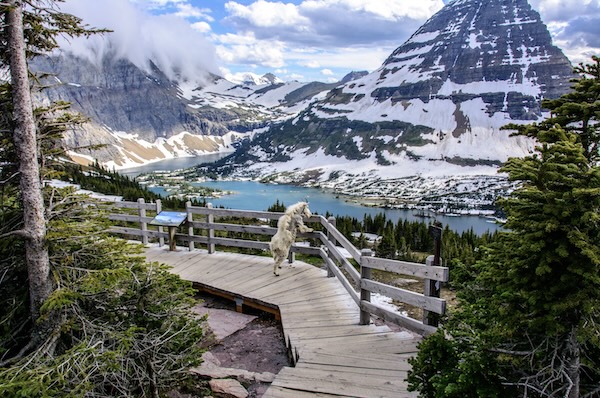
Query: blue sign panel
[{"left": 149, "top": 211, "right": 188, "bottom": 227}]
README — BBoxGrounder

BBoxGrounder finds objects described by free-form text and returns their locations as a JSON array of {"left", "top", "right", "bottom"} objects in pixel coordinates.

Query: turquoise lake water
[
  {"left": 119, "top": 155, "right": 502, "bottom": 235},
  {"left": 149, "top": 179, "right": 502, "bottom": 235}
]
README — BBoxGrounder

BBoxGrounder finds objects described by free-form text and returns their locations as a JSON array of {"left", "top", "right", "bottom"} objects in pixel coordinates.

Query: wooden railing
[{"left": 107, "top": 199, "right": 448, "bottom": 336}]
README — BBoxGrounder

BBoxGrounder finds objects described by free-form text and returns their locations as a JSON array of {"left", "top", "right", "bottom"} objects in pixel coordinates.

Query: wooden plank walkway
[{"left": 144, "top": 245, "right": 421, "bottom": 398}]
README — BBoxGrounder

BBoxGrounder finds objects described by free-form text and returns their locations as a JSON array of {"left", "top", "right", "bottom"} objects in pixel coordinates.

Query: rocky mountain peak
[
  {"left": 261, "top": 73, "right": 283, "bottom": 85},
  {"left": 340, "top": 71, "right": 369, "bottom": 84},
  {"left": 380, "top": 0, "right": 572, "bottom": 102},
  {"left": 222, "top": 0, "right": 576, "bottom": 191},
  {"left": 233, "top": 72, "right": 283, "bottom": 86}
]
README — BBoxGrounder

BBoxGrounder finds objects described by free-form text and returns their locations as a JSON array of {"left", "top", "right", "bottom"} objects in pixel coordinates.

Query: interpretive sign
[{"left": 150, "top": 211, "right": 188, "bottom": 251}]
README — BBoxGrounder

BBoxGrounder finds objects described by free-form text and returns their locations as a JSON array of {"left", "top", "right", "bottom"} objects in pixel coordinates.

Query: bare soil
[{"left": 196, "top": 293, "right": 291, "bottom": 397}]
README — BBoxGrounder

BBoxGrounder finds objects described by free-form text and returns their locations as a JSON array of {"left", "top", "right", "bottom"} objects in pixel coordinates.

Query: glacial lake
[
  {"left": 148, "top": 179, "right": 502, "bottom": 235},
  {"left": 118, "top": 152, "right": 232, "bottom": 177},
  {"left": 118, "top": 154, "right": 502, "bottom": 235}
]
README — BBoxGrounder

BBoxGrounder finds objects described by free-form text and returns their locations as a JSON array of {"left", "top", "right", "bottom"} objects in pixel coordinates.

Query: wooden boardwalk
[{"left": 145, "top": 245, "right": 421, "bottom": 398}]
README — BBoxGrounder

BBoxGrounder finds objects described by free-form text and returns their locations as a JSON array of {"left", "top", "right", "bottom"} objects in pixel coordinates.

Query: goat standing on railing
[{"left": 269, "top": 202, "right": 313, "bottom": 276}]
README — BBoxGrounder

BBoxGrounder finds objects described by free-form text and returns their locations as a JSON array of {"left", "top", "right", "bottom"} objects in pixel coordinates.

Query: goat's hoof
[
  {"left": 278, "top": 265, "right": 282, "bottom": 269},
  {"left": 274, "top": 272, "right": 280, "bottom": 276}
]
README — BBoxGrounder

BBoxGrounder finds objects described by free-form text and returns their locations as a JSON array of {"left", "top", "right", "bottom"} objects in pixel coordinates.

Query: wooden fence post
[
  {"left": 186, "top": 201, "right": 194, "bottom": 251},
  {"left": 360, "top": 248, "right": 373, "bottom": 325},
  {"left": 138, "top": 198, "right": 148, "bottom": 245},
  {"left": 156, "top": 199, "right": 164, "bottom": 247},
  {"left": 424, "top": 224, "right": 442, "bottom": 327},
  {"left": 207, "top": 203, "right": 215, "bottom": 254},
  {"left": 326, "top": 216, "right": 337, "bottom": 277},
  {"left": 423, "top": 255, "right": 442, "bottom": 327}
]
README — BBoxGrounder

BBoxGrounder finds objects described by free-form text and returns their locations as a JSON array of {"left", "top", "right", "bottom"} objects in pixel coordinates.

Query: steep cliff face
[
  {"left": 372, "top": 0, "right": 572, "bottom": 114},
  {"left": 33, "top": 55, "right": 252, "bottom": 141},
  {"left": 31, "top": 54, "right": 312, "bottom": 167},
  {"left": 232, "top": 0, "right": 574, "bottom": 178}
]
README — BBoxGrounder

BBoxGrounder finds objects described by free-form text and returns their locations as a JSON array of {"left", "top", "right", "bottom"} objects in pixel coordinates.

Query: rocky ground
[{"left": 177, "top": 293, "right": 291, "bottom": 398}]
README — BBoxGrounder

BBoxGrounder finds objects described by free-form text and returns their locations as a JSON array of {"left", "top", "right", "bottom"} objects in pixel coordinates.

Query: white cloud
[
  {"left": 291, "top": 47, "right": 393, "bottom": 71},
  {"left": 218, "top": 0, "right": 599, "bottom": 79},
  {"left": 225, "top": 0, "right": 310, "bottom": 28},
  {"left": 56, "top": 0, "right": 599, "bottom": 85},
  {"left": 530, "top": 0, "right": 596, "bottom": 22},
  {"left": 287, "top": 73, "right": 305, "bottom": 80},
  {"left": 321, "top": 68, "right": 333, "bottom": 75},
  {"left": 174, "top": 4, "right": 213, "bottom": 20},
  {"left": 300, "top": 60, "right": 321, "bottom": 68},
  {"left": 191, "top": 21, "right": 211, "bottom": 33},
  {"left": 57, "top": 0, "right": 219, "bottom": 83},
  {"left": 133, "top": 0, "right": 187, "bottom": 8},
  {"left": 215, "top": 32, "right": 286, "bottom": 68},
  {"left": 302, "top": 0, "right": 443, "bottom": 21},
  {"left": 530, "top": 0, "right": 600, "bottom": 63},
  {"left": 224, "top": 0, "right": 444, "bottom": 47}
]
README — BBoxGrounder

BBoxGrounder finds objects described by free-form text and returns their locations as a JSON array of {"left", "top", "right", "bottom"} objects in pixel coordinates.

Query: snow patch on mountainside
[
  {"left": 245, "top": 147, "right": 500, "bottom": 181},
  {"left": 100, "top": 131, "right": 240, "bottom": 170}
]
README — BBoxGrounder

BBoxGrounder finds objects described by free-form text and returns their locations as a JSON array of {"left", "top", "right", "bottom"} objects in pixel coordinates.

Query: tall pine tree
[
  {"left": 408, "top": 56, "right": 600, "bottom": 398},
  {"left": 0, "top": 2, "right": 207, "bottom": 396}
]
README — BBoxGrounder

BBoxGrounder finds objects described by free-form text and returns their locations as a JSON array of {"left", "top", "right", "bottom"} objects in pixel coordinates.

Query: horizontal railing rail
[{"left": 107, "top": 198, "right": 447, "bottom": 335}]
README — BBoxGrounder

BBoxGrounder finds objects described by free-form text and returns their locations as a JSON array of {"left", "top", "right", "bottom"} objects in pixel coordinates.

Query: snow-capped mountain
[
  {"left": 226, "top": 72, "right": 284, "bottom": 86},
  {"left": 31, "top": 54, "right": 336, "bottom": 168},
  {"left": 210, "top": 0, "right": 574, "bottom": 208}
]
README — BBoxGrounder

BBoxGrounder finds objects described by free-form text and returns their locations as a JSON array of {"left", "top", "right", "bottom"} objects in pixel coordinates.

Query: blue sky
[{"left": 61, "top": 0, "right": 600, "bottom": 83}]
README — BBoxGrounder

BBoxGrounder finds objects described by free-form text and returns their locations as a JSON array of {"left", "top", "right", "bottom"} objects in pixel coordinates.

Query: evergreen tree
[
  {"left": 505, "top": 55, "right": 600, "bottom": 164},
  {"left": 376, "top": 220, "right": 397, "bottom": 259},
  {"left": 408, "top": 57, "right": 600, "bottom": 398},
  {"left": 0, "top": 2, "right": 207, "bottom": 396},
  {"left": 4, "top": 0, "right": 51, "bottom": 325},
  {"left": 0, "top": 189, "right": 205, "bottom": 396}
]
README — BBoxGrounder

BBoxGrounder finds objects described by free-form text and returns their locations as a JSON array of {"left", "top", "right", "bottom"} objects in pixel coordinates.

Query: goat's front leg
[
  {"left": 273, "top": 253, "right": 285, "bottom": 276},
  {"left": 298, "top": 225, "right": 313, "bottom": 233}
]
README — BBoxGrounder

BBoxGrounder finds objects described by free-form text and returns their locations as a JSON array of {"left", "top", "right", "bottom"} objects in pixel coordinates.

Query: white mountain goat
[{"left": 269, "top": 201, "right": 313, "bottom": 276}]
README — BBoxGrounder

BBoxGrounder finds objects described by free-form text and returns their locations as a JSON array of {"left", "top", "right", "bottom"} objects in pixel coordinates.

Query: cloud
[
  {"left": 223, "top": 0, "right": 444, "bottom": 48},
  {"left": 321, "top": 68, "right": 333, "bottom": 75},
  {"left": 561, "top": 16, "right": 600, "bottom": 48},
  {"left": 291, "top": 47, "right": 394, "bottom": 71},
  {"left": 133, "top": 0, "right": 187, "bottom": 8},
  {"left": 214, "top": 32, "right": 286, "bottom": 68},
  {"left": 219, "top": 0, "right": 598, "bottom": 76},
  {"left": 530, "top": 0, "right": 599, "bottom": 23},
  {"left": 224, "top": 0, "right": 309, "bottom": 28},
  {"left": 57, "top": 0, "right": 219, "bottom": 83},
  {"left": 191, "top": 21, "right": 212, "bottom": 33},
  {"left": 174, "top": 3, "right": 214, "bottom": 20},
  {"left": 300, "top": 60, "right": 321, "bottom": 68},
  {"left": 530, "top": 0, "right": 600, "bottom": 63},
  {"left": 287, "top": 73, "right": 305, "bottom": 80}
]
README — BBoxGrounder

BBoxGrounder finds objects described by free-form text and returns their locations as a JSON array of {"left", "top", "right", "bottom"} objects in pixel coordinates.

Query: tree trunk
[
  {"left": 6, "top": 1, "right": 52, "bottom": 320},
  {"left": 566, "top": 328, "right": 580, "bottom": 398}
]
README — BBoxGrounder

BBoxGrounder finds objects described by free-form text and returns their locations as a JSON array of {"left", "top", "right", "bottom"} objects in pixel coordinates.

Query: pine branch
[
  {"left": 0, "top": 228, "right": 33, "bottom": 240},
  {"left": 0, "top": 338, "right": 35, "bottom": 367},
  {"left": 0, "top": 171, "right": 19, "bottom": 185}
]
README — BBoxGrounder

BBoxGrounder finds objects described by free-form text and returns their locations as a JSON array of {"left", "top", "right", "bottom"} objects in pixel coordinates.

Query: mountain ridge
[
  {"left": 32, "top": 54, "right": 341, "bottom": 168},
  {"left": 214, "top": 0, "right": 573, "bottom": 179},
  {"left": 186, "top": 0, "right": 575, "bottom": 211}
]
